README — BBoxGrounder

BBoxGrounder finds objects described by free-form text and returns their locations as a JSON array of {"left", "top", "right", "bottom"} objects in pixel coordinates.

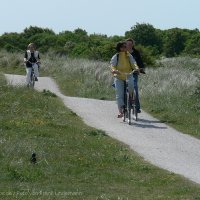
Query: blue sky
[{"left": 0, "top": 0, "right": 200, "bottom": 36}]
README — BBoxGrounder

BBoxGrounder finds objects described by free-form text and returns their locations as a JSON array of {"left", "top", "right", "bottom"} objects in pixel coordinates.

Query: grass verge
[
  {"left": 139, "top": 58, "right": 200, "bottom": 138},
  {"left": 1, "top": 73, "right": 200, "bottom": 199}
]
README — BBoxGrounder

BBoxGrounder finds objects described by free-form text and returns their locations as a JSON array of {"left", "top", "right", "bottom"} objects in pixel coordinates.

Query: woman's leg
[
  {"left": 26, "top": 67, "right": 32, "bottom": 84},
  {"left": 114, "top": 78, "right": 124, "bottom": 114}
]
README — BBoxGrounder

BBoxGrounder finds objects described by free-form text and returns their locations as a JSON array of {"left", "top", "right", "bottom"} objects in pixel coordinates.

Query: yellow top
[{"left": 111, "top": 52, "right": 138, "bottom": 80}]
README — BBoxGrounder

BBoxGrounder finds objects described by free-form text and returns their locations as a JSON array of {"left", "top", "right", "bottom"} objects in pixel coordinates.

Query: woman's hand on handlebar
[{"left": 134, "top": 68, "right": 140, "bottom": 74}]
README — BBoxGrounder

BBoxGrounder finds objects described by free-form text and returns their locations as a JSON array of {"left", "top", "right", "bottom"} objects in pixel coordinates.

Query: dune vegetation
[{"left": 0, "top": 51, "right": 200, "bottom": 199}]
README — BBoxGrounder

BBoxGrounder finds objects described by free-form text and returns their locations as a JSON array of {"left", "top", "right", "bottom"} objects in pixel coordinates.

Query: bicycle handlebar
[
  {"left": 119, "top": 70, "right": 139, "bottom": 76},
  {"left": 26, "top": 61, "right": 40, "bottom": 64},
  {"left": 112, "top": 69, "right": 139, "bottom": 77}
]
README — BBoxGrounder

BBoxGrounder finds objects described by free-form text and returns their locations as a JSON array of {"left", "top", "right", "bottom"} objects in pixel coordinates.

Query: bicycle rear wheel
[
  {"left": 123, "top": 105, "right": 126, "bottom": 122},
  {"left": 132, "top": 91, "right": 138, "bottom": 121},
  {"left": 132, "top": 103, "right": 138, "bottom": 121}
]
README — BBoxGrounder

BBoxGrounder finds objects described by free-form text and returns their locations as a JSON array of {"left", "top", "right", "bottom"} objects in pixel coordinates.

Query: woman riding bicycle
[
  {"left": 110, "top": 41, "right": 139, "bottom": 118},
  {"left": 24, "top": 43, "right": 40, "bottom": 85}
]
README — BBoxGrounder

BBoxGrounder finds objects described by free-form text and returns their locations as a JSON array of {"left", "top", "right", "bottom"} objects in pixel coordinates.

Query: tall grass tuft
[
  {"left": 140, "top": 57, "right": 200, "bottom": 137},
  {"left": 0, "top": 50, "right": 24, "bottom": 74},
  {"left": 42, "top": 53, "right": 114, "bottom": 100}
]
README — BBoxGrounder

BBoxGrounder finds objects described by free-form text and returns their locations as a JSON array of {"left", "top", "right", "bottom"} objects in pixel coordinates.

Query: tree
[
  {"left": 0, "top": 32, "right": 26, "bottom": 52},
  {"left": 125, "top": 23, "right": 161, "bottom": 48},
  {"left": 73, "top": 28, "right": 88, "bottom": 43},
  {"left": 163, "top": 28, "right": 186, "bottom": 57},
  {"left": 23, "top": 26, "right": 55, "bottom": 39},
  {"left": 184, "top": 33, "right": 200, "bottom": 55}
]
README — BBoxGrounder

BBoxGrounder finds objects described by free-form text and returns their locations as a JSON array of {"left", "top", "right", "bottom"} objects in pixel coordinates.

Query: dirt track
[{"left": 5, "top": 74, "right": 200, "bottom": 184}]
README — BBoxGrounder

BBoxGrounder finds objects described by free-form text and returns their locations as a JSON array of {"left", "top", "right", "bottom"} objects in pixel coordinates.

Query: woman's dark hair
[{"left": 116, "top": 41, "right": 126, "bottom": 52}]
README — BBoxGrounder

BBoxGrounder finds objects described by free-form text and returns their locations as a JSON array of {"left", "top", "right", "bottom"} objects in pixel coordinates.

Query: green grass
[
  {"left": 40, "top": 52, "right": 115, "bottom": 100},
  {"left": 1, "top": 73, "right": 200, "bottom": 199},
  {"left": 139, "top": 59, "right": 200, "bottom": 138},
  {"left": 0, "top": 51, "right": 199, "bottom": 138},
  {"left": 0, "top": 50, "right": 24, "bottom": 74}
]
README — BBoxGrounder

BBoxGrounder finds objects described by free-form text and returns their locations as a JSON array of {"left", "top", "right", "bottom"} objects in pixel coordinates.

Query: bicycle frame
[
  {"left": 26, "top": 60, "right": 40, "bottom": 88},
  {"left": 112, "top": 69, "right": 139, "bottom": 124},
  {"left": 122, "top": 71, "right": 138, "bottom": 124},
  {"left": 123, "top": 80, "right": 130, "bottom": 124},
  {"left": 123, "top": 80, "right": 137, "bottom": 124}
]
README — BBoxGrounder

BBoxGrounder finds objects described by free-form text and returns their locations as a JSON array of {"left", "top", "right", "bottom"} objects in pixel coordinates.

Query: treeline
[{"left": 0, "top": 23, "right": 200, "bottom": 65}]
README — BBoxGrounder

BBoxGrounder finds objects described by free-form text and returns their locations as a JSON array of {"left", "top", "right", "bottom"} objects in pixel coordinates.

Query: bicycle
[
  {"left": 26, "top": 61, "right": 40, "bottom": 88},
  {"left": 28, "top": 66, "right": 35, "bottom": 88},
  {"left": 121, "top": 71, "right": 138, "bottom": 125}
]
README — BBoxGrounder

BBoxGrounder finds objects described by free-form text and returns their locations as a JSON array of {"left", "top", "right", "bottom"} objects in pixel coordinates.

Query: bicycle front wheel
[
  {"left": 29, "top": 73, "right": 35, "bottom": 88},
  {"left": 131, "top": 90, "right": 138, "bottom": 121},
  {"left": 123, "top": 105, "right": 126, "bottom": 122}
]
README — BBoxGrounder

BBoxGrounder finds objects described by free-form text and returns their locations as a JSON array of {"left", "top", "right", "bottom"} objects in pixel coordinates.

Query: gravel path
[{"left": 5, "top": 74, "right": 200, "bottom": 184}]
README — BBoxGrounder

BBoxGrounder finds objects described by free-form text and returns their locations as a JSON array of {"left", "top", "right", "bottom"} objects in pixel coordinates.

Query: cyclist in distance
[
  {"left": 24, "top": 43, "right": 40, "bottom": 85},
  {"left": 110, "top": 41, "right": 139, "bottom": 118}
]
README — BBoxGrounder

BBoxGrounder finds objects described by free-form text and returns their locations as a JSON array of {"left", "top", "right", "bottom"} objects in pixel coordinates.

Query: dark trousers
[{"left": 133, "top": 73, "right": 140, "bottom": 110}]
